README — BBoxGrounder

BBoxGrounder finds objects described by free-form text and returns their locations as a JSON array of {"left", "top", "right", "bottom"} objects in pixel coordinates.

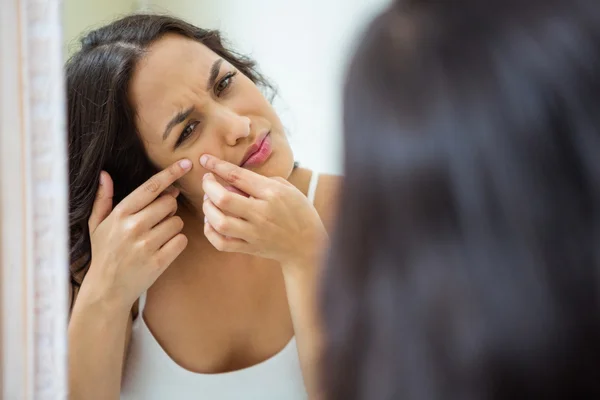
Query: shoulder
[
  {"left": 290, "top": 167, "right": 342, "bottom": 234},
  {"left": 313, "top": 173, "right": 341, "bottom": 235}
]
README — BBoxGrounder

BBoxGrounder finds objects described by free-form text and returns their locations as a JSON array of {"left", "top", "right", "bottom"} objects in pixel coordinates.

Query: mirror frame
[{"left": 1, "top": 0, "right": 68, "bottom": 398}]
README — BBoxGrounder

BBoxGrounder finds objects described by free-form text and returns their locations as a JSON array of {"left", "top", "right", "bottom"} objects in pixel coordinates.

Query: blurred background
[{"left": 63, "top": 0, "right": 391, "bottom": 175}]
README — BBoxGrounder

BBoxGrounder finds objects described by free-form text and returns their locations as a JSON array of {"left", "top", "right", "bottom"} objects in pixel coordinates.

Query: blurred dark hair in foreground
[{"left": 322, "top": 0, "right": 600, "bottom": 398}]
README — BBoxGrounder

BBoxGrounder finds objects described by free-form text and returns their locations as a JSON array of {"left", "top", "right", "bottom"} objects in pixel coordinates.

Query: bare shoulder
[
  {"left": 313, "top": 173, "right": 342, "bottom": 234},
  {"left": 289, "top": 167, "right": 342, "bottom": 234}
]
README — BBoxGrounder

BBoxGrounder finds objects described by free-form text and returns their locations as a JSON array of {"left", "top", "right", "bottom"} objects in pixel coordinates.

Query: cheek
[
  {"left": 143, "top": 141, "right": 178, "bottom": 173},
  {"left": 238, "top": 79, "right": 277, "bottom": 113},
  {"left": 273, "top": 133, "right": 293, "bottom": 160},
  {"left": 177, "top": 164, "right": 209, "bottom": 196},
  {"left": 181, "top": 134, "right": 228, "bottom": 163},
  {"left": 148, "top": 139, "right": 223, "bottom": 191}
]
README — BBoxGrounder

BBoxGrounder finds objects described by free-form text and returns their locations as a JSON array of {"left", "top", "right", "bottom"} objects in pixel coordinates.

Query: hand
[
  {"left": 82, "top": 159, "right": 192, "bottom": 308},
  {"left": 200, "top": 155, "right": 328, "bottom": 267}
]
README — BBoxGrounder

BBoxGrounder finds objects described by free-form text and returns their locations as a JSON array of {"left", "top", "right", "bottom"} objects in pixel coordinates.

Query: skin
[
  {"left": 130, "top": 33, "right": 295, "bottom": 204},
  {"left": 69, "top": 32, "right": 340, "bottom": 400}
]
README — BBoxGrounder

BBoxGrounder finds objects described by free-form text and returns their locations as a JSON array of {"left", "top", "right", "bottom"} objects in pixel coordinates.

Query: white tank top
[{"left": 120, "top": 172, "right": 320, "bottom": 400}]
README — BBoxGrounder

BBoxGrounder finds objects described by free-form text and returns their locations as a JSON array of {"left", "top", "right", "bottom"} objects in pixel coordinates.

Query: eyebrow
[
  {"left": 162, "top": 58, "right": 224, "bottom": 142},
  {"left": 162, "top": 106, "right": 195, "bottom": 141},
  {"left": 207, "top": 58, "right": 224, "bottom": 91}
]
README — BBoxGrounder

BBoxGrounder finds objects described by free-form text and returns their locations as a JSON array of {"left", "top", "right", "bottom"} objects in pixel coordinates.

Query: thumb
[{"left": 88, "top": 171, "right": 114, "bottom": 234}]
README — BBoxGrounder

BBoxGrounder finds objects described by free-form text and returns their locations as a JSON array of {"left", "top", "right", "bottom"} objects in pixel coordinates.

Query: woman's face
[{"left": 129, "top": 33, "right": 294, "bottom": 205}]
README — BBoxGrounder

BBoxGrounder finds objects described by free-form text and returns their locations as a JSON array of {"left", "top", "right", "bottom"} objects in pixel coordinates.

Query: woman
[
  {"left": 66, "top": 14, "right": 338, "bottom": 400},
  {"left": 323, "top": 0, "right": 600, "bottom": 399}
]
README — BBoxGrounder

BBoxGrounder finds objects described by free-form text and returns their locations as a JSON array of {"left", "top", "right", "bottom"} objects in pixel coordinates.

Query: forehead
[
  {"left": 129, "top": 34, "right": 221, "bottom": 139},
  {"left": 137, "top": 33, "right": 220, "bottom": 79}
]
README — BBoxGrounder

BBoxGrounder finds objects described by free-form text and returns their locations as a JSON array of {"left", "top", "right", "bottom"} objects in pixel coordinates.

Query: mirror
[
  {"left": 63, "top": 0, "right": 391, "bottom": 175},
  {"left": 1, "top": 1, "right": 388, "bottom": 398}
]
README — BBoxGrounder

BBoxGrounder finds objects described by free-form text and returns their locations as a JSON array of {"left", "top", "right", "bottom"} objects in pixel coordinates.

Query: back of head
[
  {"left": 66, "top": 14, "right": 272, "bottom": 288},
  {"left": 323, "top": 0, "right": 600, "bottom": 398}
]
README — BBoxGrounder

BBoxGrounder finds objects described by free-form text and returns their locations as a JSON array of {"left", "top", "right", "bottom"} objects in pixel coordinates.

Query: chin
[{"left": 251, "top": 150, "right": 294, "bottom": 180}]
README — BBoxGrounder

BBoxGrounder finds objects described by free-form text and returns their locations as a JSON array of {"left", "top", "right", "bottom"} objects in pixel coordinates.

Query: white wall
[
  {"left": 63, "top": 0, "right": 138, "bottom": 56},
  {"left": 146, "top": 0, "right": 390, "bottom": 174}
]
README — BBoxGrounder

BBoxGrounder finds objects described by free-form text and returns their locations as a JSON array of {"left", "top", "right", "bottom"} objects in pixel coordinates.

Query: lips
[{"left": 240, "top": 132, "right": 272, "bottom": 168}]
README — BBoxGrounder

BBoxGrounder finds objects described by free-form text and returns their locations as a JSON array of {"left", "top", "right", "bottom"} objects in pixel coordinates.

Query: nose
[{"left": 215, "top": 106, "right": 251, "bottom": 146}]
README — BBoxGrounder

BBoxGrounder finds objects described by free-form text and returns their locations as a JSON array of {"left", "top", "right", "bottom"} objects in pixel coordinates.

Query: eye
[
  {"left": 215, "top": 71, "right": 237, "bottom": 96},
  {"left": 176, "top": 121, "right": 199, "bottom": 147}
]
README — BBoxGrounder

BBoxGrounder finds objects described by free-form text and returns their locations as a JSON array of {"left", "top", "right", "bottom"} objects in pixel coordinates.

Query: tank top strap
[
  {"left": 307, "top": 171, "right": 320, "bottom": 205},
  {"left": 138, "top": 291, "right": 148, "bottom": 314}
]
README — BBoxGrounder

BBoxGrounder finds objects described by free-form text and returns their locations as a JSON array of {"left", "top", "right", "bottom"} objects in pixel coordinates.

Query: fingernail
[
  {"left": 200, "top": 155, "right": 209, "bottom": 167},
  {"left": 203, "top": 194, "right": 208, "bottom": 201},
  {"left": 204, "top": 216, "right": 208, "bottom": 224},
  {"left": 99, "top": 173, "right": 105, "bottom": 186},
  {"left": 179, "top": 159, "right": 192, "bottom": 170},
  {"left": 203, "top": 173, "right": 210, "bottom": 180}
]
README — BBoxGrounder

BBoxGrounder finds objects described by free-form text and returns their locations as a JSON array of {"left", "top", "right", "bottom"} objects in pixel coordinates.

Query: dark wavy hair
[
  {"left": 66, "top": 14, "right": 275, "bottom": 290},
  {"left": 323, "top": 0, "right": 600, "bottom": 398}
]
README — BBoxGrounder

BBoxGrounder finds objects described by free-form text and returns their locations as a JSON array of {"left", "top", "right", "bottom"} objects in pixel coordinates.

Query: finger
[
  {"left": 152, "top": 233, "right": 188, "bottom": 274},
  {"left": 200, "top": 154, "right": 270, "bottom": 198},
  {"left": 202, "top": 174, "right": 254, "bottom": 220},
  {"left": 134, "top": 193, "right": 179, "bottom": 230},
  {"left": 270, "top": 176, "right": 294, "bottom": 187},
  {"left": 225, "top": 185, "right": 249, "bottom": 198},
  {"left": 203, "top": 199, "right": 252, "bottom": 239},
  {"left": 204, "top": 221, "right": 248, "bottom": 253},
  {"left": 162, "top": 186, "right": 180, "bottom": 198},
  {"left": 89, "top": 171, "right": 114, "bottom": 233},
  {"left": 159, "top": 187, "right": 180, "bottom": 218},
  {"left": 144, "top": 215, "right": 184, "bottom": 251},
  {"left": 117, "top": 159, "right": 192, "bottom": 215}
]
